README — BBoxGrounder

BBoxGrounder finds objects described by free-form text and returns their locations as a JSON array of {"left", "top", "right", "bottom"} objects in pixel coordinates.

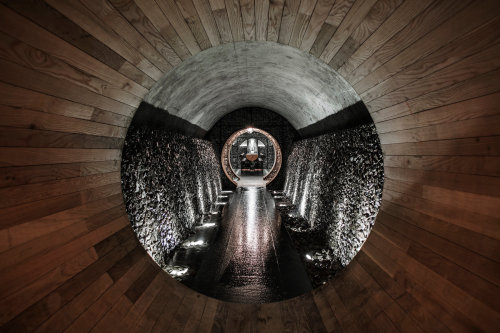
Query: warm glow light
[
  {"left": 183, "top": 240, "right": 206, "bottom": 248},
  {"left": 245, "top": 187, "right": 259, "bottom": 251},
  {"left": 197, "top": 222, "right": 217, "bottom": 228},
  {"left": 166, "top": 266, "right": 189, "bottom": 276}
]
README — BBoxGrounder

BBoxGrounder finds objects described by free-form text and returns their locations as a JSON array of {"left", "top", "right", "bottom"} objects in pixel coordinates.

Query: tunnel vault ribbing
[{"left": 0, "top": 0, "right": 499, "bottom": 331}]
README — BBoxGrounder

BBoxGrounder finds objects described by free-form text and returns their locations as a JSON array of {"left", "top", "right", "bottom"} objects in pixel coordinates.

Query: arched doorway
[{"left": 221, "top": 127, "right": 282, "bottom": 186}]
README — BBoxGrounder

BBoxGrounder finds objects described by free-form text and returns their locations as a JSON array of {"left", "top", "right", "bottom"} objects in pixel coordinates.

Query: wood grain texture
[
  {"left": 266, "top": 0, "right": 285, "bottom": 42},
  {"left": 175, "top": 0, "right": 213, "bottom": 50},
  {"left": 134, "top": 0, "right": 192, "bottom": 60},
  {"left": 154, "top": 0, "right": 202, "bottom": 55},
  {"left": 309, "top": 0, "right": 355, "bottom": 57},
  {"left": 299, "top": 0, "right": 335, "bottom": 52},
  {"left": 1, "top": 0, "right": 499, "bottom": 331},
  {"left": 225, "top": 0, "right": 245, "bottom": 41},
  {"left": 109, "top": 0, "right": 183, "bottom": 66},
  {"left": 46, "top": 0, "right": 163, "bottom": 81},
  {"left": 193, "top": 0, "right": 222, "bottom": 46},
  {"left": 288, "top": 0, "right": 318, "bottom": 48},
  {"left": 350, "top": 0, "right": 494, "bottom": 88},
  {"left": 319, "top": 0, "right": 378, "bottom": 63},
  {"left": 240, "top": 0, "right": 256, "bottom": 41},
  {"left": 328, "top": 0, "right": 402, "bottom": 69},
  {"left": 278, "top": 0, "right": 300, "bottom": 44},
  {"left": 337, "top": 0, "right": 434, "bottom": 77},
  {"left": 255, "top": 0, "right": 270, "bottom": 41},
  {"left": 0, "top": 3, "right": 149, "bottom": 97}
]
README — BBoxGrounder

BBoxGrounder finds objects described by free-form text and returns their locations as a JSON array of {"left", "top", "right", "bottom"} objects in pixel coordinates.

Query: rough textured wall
[
  {"left": 283, "top": 124, "right": 384, "bottom": 268},
  {"left": 121, "top": 126, "right": 221, "bottom": 268}
]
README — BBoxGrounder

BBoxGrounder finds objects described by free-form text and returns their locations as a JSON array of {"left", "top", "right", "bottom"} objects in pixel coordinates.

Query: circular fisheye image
[{"left": 120, "top": 42, "right": 384, "bottom": 303}]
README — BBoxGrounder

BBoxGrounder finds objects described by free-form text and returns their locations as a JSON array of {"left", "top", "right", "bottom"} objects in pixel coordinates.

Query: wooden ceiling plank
[
  {"left": 289, "top": 0, "right": 318, "bottom": 48},
  {"left": 266, "top": 0, "right": 284, "bottom": 42},
  {"left": 337, "top": 0, "right": 434, "bottom": 77},
  {"left": 309, "top": 0, "right": 355, "bottom": 57},
  {"left": 255, "top": 0, "right": 269, "bottom": 41},
  {"left": 193, "top": 0, "right": 223, "bottom": 46},
  {"left": 0, "top": 128, "right": 124, "bottom": 151},
  {"left": 319, "top": 0, "right": 377, "bottom": 63},
  {"left": 362, "top": 17, "right": 500, "bottom": 101},
  {"left": 0, "top": 58, "right": 135, "bottom": 116},
  {"left": 368, "top": 230, "right": 500, "bottom": 332},
  {"left": 46, "top": 0, "right": 163, "bottom": 81},
  {"left": 0, "top": 3, "right": 150, "bottom": 97},
  {"left": 350, "top": 0, "right": 491, "bottom": 89},
  {"left": 64, "top": 256, "right": 149, "bottom": 332},
  {"left": 0, "top": 172, "right": 121, "bottom": 210},
  {"left": 0, "top": 247, "right": 98, "bottom": 326},
  {"left": 382, "top": 189, "right": 500, "bottom": 240},
  {"left": 0, "top": 216, "right": 128, "bottom": 319},
  {"left": 4, "top": 193, "right": 124, "bottom": 252},
  {"left": 109, "top": 0, "right": 183, "bottom": 67},
  {"left": 299, "top": 0, "right": 335, "bottom": 52},
  {"left": 0, "top": 30, "right": 141, "bottom": 107},
  {"left": 0, "top": 161, "right": 119, "bottom": 189},
  {"left": 155, "top": 0, "right": 202, "bottom": 54},
  {"left": 328, "top": 0, "right": 402, "bottom": 69},
  {"left": 134, "top": 0, "right": 191, "bottom": 60},
  {"left": 80, "top": 0, "right": 174, "bottom": 73},
  {"left": 0, "top": 147, "right": 121, "bottom": 167},
  {"left": 240, "top": 0, "right": 256, "bottom": 41},
  {"left": 278, "top": 0, "right": 300, "bottom": 45},
  {"left": 367, "top": 38, "right": 500, "bottom": 113},
  {"left": 175, "top": 0, "right": 213, "bottom": 50}
]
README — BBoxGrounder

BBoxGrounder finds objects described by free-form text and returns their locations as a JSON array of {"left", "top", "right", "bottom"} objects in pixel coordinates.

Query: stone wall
[
  {"left": 283, "top": 124, "right": 384, "bottom": 268},
  {"left": 121, "top": 126, "right": 221, "bottom": 268}
]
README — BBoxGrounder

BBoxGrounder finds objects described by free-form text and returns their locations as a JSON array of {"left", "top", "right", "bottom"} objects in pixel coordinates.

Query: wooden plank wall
[{"left": 0, "top": 0, "right": 499, "bottom": 331}]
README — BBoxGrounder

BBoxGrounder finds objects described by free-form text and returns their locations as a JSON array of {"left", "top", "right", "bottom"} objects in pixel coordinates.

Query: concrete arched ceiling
[{"left": 144, "top": 41, "right": 360, "bottom": 131}]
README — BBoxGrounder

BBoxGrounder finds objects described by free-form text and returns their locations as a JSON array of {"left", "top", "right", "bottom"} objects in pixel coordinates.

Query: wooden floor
[{"left": 0, "top": 0, "right": 499, "bottom": 331}]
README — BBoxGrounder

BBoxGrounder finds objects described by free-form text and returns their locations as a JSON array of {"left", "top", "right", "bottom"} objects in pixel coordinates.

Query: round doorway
[{"left": 221, "top": 127, "right": 282, "bottom": 186}]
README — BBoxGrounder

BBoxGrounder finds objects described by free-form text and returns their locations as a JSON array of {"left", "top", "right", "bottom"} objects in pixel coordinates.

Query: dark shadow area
[
  {"left": 297, "top": 101, "right": 372, "bottom": 138},
  {"left": 131, "top": 101, "right": 207, "bottom": 138}
]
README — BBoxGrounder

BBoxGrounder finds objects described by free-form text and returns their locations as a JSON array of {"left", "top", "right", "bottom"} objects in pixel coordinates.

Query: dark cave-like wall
[
  {"left": 206, "top": 107, "right": 299, "bottom": 190},
  {"left": 121, "top": 125, "right": 221, "bottom": 268},
  {"left": 284, "top": 123, "right": 384, "bottom": 266}
]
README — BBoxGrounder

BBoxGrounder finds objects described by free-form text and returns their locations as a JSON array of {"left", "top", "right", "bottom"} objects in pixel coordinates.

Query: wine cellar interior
[{"left": 0, "top": 0, "right": 499, "bottom": 332}]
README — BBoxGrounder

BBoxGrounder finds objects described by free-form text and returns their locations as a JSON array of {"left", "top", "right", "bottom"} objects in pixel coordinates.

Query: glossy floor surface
[
  {"left": 167, "top": 187, "right": 312, "bottom": 303},
  {"left": 236, "top": 175, "right": 267, "bottom": 187}
]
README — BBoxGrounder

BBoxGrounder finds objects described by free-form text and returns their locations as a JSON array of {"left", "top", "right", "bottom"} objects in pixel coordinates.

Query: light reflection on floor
[{"left": 164, "top": 187, "right": 312, "bottom": 303}]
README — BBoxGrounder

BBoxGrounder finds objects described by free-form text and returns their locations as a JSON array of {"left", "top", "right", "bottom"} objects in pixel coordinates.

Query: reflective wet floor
[
  {"left": 236, "top": 175, "right": 267, "bottom": 187},
  {"left": 166, "top": 186, "right": 312, "bottom": 303}
]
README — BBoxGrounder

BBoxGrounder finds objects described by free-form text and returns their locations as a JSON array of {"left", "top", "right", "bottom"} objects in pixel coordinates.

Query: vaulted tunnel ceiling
[
  {"left": 145, "top": 41, "right": 360, "bottom": 130},
  {"left": 0, "top": 0, "right": 499, "bottom": 332}
]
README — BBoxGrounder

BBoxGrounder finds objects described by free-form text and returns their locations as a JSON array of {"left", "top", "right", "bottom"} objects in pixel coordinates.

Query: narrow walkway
[
  {"left": 236, "top": 175, "right": 267, "bottom": 187},
  {"left": 167, "top": 186, "right": 312, "bottom": 303}
]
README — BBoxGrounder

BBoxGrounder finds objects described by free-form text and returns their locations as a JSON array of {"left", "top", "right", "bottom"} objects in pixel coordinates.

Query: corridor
[{"left": 166, "top": 186, "right": 312, "bottom": 303}]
